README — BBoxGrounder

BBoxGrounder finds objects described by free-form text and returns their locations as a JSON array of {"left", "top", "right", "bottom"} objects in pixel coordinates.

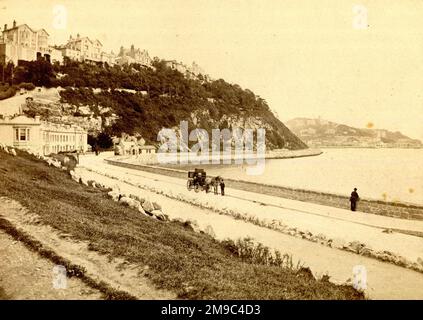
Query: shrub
[
  {"left": 222, "top": 237, "right": 303, "bottom": 270},
  {"left": 18, "top": 82, "right": 36, "bottom": 91},
  {"left": 0, "top": 85, "right": 17, "bottom": 100}
]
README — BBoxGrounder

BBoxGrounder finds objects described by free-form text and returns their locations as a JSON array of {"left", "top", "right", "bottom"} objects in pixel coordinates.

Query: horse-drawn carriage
[
  {"left": 187, "top": 168, "right": 222, "bottom": 194},
  {"left": 187, "top": 168, "right": 209, "bottom": 192}
]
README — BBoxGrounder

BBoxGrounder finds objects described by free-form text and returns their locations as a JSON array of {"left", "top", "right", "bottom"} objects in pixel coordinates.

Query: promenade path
[{"left": 76, "top": 154, "right": 423, "bottom": 299}]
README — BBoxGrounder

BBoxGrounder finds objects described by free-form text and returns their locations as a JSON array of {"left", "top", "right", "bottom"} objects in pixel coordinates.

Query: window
[{"left": 15, "top": 128, "right": 30, "bottom": 141}]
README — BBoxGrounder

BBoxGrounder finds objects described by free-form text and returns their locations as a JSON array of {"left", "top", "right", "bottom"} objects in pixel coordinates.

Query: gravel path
[
  {"left": 0, "top": 230, "right": 102, "bottom": 300},
  {"left": 0, "top": 197, "right": 175, "bottom": 300}
]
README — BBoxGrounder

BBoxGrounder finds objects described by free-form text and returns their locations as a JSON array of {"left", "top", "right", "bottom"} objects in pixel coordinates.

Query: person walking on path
[
  {"left": 350, "top": 188, "right": 359, "bottom": 211},
  {"left": 220, "top": 179, "right": 225, "bottom": 196}
]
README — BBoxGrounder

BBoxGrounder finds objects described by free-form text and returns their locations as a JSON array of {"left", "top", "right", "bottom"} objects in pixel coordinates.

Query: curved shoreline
[{"left": 104, "top": 158, "right": 423, "bottom": 221}]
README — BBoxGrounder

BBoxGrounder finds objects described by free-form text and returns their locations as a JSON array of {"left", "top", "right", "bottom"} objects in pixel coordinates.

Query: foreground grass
[{"left": 0, "top": 150, "right": 364, "bottom": 300}]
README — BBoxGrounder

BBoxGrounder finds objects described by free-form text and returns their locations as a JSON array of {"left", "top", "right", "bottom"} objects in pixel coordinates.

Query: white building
[
  {"left": 101, "top": 51, "right": 116, "bottom": 65},
  {"left": 59, "top": 34, "right": 115, "bottom": 64},
  {"left": 164, "top": 60, "right": 188, "bottom": 74},
  {"left": 0, "top": 20, "right": 63, "bottom": 65},
  {"left": 116, "top": 45, "right": 151, "bottom": 67},
  {"left": 113, "top": 135, "right": 156, "bottom": 156},
  {"left": 0, "top": 114, "right": 88, "bottom": 155}
]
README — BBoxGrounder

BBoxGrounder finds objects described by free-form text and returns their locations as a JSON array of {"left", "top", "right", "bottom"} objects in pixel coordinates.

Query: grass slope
[{"left": 0, "top": 150, "right": 363, "bottom": 300}]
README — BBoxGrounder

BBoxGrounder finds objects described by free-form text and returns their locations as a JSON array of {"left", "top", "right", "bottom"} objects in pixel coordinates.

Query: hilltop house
[
  {"left": 164, "top": 60, "right": 208, "bottom": 80},
  {"left": 0, "top": 20, "right": 63, "bottom": 65},
  {"left": 164, "top": 60, "right": 188, "bottom": 74},
  {"left": 58, "top": 34, "right": 116, "bottom": 65},
  {"left": 116, "top": 45, "right": 152, "bottom": 67},
  {"left": 0, "top": 114, "right": 88, "bottom": 155}
]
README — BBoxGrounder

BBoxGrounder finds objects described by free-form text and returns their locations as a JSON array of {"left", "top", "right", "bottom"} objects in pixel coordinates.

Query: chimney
[
  {"left": 77, "top": 33, "right": 80, "bottom": 39},
  {"left": 4, "top": 24, "right": 7, "bottom": 31},
  {"left": 13, "top": 20, "right": 16, "bottom": 28}
]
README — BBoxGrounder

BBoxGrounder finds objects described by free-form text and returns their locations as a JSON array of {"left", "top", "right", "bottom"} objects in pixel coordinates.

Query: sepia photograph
[{"left": 0, "top": 0, "right": 422, "bottom": 310}]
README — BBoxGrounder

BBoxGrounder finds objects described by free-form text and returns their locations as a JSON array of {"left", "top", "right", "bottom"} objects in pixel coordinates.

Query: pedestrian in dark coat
[
  {"left": 220, "top": 179, "right": 225, "bottom": 196},
  {"left": 350, "top": 188, "right": 359, "bottom": 211}
]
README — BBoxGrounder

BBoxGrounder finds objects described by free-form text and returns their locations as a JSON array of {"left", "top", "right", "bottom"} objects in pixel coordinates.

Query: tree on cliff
[
  {"left": 89, "top": 132, "right": 114, "bottom": 150},
  {"left": 97, "top": 132, "right": 114, "bottom": 149},
  {"left": 13, "top": 60, "right": 54, "bottom": 87}
]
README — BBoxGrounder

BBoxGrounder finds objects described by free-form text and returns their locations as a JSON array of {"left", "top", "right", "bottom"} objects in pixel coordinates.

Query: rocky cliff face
[
  {"left": 187, "top": 110, "right": 307, "bottom": 150},
  {"left": 19, "top": 88, "right": 114, "bottom": 134}
]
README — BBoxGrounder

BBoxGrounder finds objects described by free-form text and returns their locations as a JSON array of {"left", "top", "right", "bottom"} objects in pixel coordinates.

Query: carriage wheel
[
  {"left": 187, "top": 181, "right": 192, "bottom": 191},
  {"left": 194, "top": 184, "right": 200, "bottom": 193}
]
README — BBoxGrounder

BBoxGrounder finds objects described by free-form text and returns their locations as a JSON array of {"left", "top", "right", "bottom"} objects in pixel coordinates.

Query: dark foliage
[
  {"left": 14, "top": 60, "right": 55, "bottom": 87},
  {"left": 0, "top": 84, "right": 17, "bottom": 100},
  {"left": 90, "top": 131, "right": 114, "bottom": 150},
  {"left": 4, "top": 58, "right": 307, "bottom": 149}
]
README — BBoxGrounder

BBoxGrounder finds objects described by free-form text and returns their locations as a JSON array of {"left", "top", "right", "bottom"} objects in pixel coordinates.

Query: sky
[{"left": 1, "top": 0, "right": 422, "bottom": 140}]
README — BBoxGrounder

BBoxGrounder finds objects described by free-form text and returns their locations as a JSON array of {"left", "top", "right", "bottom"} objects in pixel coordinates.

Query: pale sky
[{"left": 1, "top": 0, "right": 422, "bottom": 140}]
